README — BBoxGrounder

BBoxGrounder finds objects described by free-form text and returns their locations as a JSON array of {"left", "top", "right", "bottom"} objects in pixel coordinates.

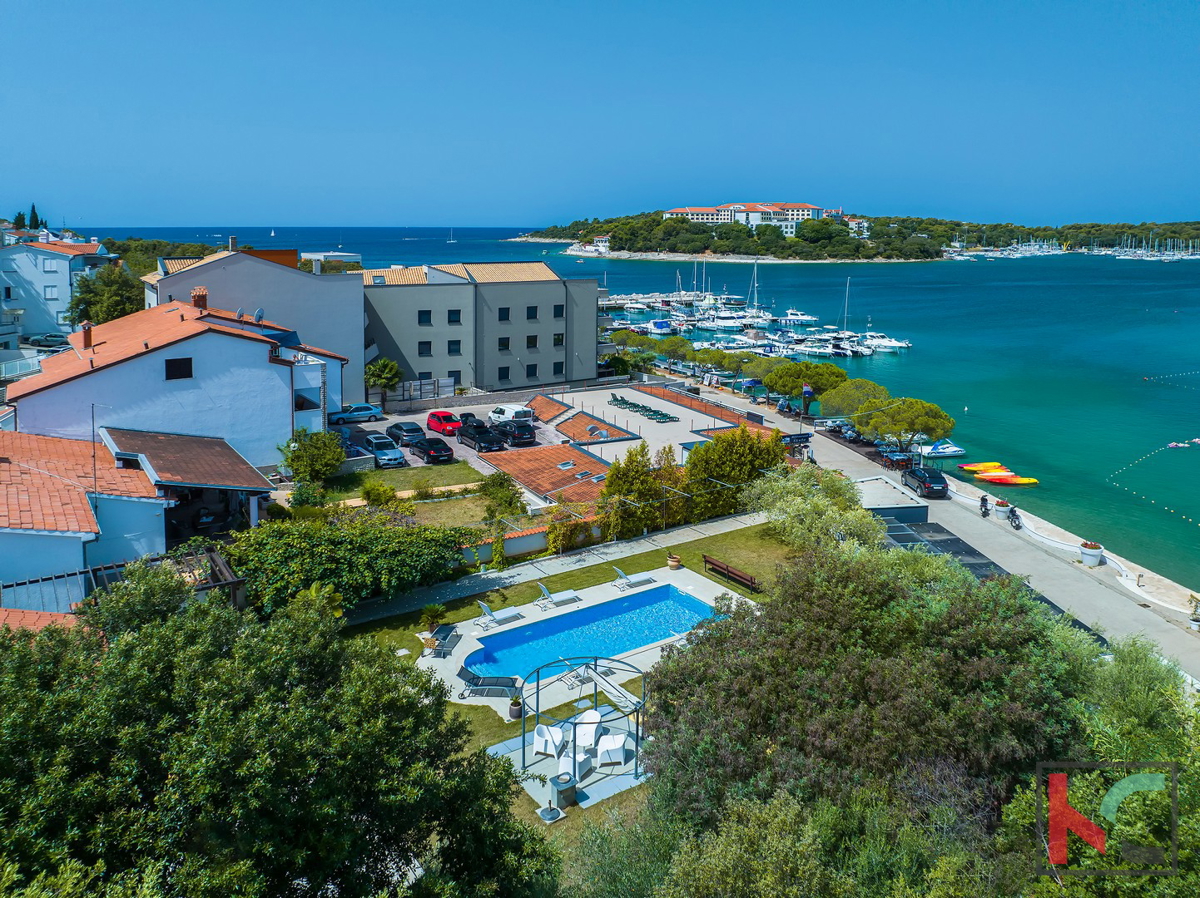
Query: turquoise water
[
  {"left": 91, "top": 227, "right": 1200, "bottom": 590},
  {"left": 463, "top": 585, "right": 713, "bottom": 679}
]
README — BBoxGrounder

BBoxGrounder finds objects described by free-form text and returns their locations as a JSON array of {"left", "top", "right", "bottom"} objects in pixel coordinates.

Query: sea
[{"left": 90, "top": 226, "right": 1200, "bottom": 591}]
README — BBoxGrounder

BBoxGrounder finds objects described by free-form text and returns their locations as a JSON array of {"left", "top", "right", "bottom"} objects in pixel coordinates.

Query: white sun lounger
[
  {"left": 613, "top": 566, "right": 654, "bottom": 591},
  {"left": 474, "top": 600, "right": 523, "bottom": 630},
  {"left": 536, "top": 582, "right": 581, "bottom": 610}
]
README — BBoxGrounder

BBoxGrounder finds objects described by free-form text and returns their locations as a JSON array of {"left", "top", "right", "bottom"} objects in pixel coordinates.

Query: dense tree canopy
[
  {"left": 0, "top": 564, "right": 556, "bottom": 897},
  {"left": 818, "top": 377, "right": 892, "bottom": 419},
  {"left": 863, "top": 396, "right": 955, "bottom": 449},
  {"left": 66, "top": 263, "right": 144, "bottom": 325},
  {"left": 762, "top": 361, "right": 849, "bottom": 414}
]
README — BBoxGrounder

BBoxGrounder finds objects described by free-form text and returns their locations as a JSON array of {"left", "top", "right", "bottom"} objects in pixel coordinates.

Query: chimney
[
  {"left": 228, "top": 236, "right": 238, "bottom": 252},
  {"left": 312, "top": 259, "right": 322, "bottom": 275},
  {"left": 191, "top": 286, "right": 208, "bottom": 310},
  {"left": 90, "top": 236, "right": 99, "bottom": 244},
  {"left": 81, "top": 321, "right": 94, "bottom": 349}
]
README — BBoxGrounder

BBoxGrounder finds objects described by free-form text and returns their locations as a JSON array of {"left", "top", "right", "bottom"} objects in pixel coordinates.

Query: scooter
[
  {"left": 980, "top": 497, "right": 990, "bottom": 519},
  {"left": 1008, "top": 504, "right": 1023, "bottom": 530}
]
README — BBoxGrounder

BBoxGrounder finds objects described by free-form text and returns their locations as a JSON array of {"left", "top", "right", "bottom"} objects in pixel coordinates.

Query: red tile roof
[
  {"left": 0, "top": 608, "right": 78, "bottom": 632},
  {"left": 104, "top": 429, "right": 273, "bottom": 491},
  {"left": 555, "top": 412, "right": 633, "bottom": 443},
  {"left": 25, "top": 241, "right": 108, "bottom": 256},
  {"left": 484, "top": 443, "right": 608, "bottom": 503},
  {"left": 0, "top": 431, "right": 158, "bottom": 533},
  {"left": 526, "top": 393, "right": 571, "bottom": 423},
  {"left": 7, "top": 302, "right": 341, "bottom": 400}
]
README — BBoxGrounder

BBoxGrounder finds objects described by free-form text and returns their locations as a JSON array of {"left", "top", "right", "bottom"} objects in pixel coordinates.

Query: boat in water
[{"left": 919, "top": 439, "right": 966, "bottom": 458}]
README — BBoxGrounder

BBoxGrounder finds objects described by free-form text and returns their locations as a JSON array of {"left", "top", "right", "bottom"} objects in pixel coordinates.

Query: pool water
[{"left": 464, "top": 584, "right": 714, "bottom": 679}]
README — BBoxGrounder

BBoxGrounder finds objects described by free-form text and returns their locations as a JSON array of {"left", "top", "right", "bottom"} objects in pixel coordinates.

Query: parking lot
[{"left": 339, "top": 401, "right": 561, "bottom": 475}]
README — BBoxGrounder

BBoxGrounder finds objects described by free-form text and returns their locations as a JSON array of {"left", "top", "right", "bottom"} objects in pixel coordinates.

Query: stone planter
[
  {"left": 994, "top": 504, "right": 1011, "bottom": 520},
  {"left": 1079, "top": 544, "right": 1104, "bottom": 567},
  {"left": 1189, "top": 618, "right": 1200, "bottom": 632},
  {"left": 509, "top": 700, "right": 523, "bottom": 720},
  {"left": 667, "top": 554, "right": 682, "bottom": 571}
]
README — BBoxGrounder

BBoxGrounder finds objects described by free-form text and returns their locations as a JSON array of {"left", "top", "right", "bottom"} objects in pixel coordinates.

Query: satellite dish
[
  {"left": 253, "top": 308, "right": 264, "bottom": 324},
  {"left": 235, "top": 308, "right": 244, "bottom": 319}
]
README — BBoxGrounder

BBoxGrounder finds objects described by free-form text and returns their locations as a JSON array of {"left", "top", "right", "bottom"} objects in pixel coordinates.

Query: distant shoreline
[{"left": 506, "top": 239, "right": 936, "bottom": 264}]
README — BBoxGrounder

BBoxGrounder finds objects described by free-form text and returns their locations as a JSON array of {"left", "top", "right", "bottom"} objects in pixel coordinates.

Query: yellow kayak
[{"left": 959, "top": 461, "right": 1005, "bottom": 471}]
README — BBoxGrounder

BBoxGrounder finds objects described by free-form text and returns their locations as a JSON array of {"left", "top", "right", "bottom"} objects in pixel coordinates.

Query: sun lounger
[
  {"left": 534, "top": 723, "right": 566, "bottom": 757},
  {"left": 613, "top": 566, "right": 654, "bottom": 591},
  {"left": 455, "top": 665, "right": 519, "bottom": 699},
  {"left": 423, "top": 624, "right": 461, "bottom": 658},
  {"left": 474, "top": 600, "right": 523, "bottom": 630},
  {"left": 536, "top": 582, "right": 581, "bottom": 610},
  {"left": 574, "top": 708, "right": 603, "bottom": 751}
]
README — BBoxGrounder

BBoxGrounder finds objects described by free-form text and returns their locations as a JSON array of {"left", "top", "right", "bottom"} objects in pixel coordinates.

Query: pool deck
[{"left": 415, "top": 566, "right": 745, "bottom": 719}]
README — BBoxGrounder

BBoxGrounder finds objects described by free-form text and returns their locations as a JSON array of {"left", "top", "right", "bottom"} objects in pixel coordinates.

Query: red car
[{"left": 426, "top": 410, "right": 462, "bottom": 436}]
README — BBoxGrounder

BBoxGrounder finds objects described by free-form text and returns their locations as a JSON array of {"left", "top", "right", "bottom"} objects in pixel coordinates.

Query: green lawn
[
  {"left": 413, "top": 495, "right": 492, "bottom": 528},
  {"left": 325, "top": 461, "right": 482, "bottom": 501},
  {"left": 348, "top": 522, "right": 790, "bottom": 658}
]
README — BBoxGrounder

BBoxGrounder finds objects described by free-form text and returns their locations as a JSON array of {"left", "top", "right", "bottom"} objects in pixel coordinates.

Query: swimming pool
[{"left": 464, "top": 584, "right": 714, "bottom": 679}]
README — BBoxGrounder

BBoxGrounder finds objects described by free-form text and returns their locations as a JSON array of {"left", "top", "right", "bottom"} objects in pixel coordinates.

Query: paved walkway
[{"left": 347, "top": 511, "right": 765, "bottom": 625}]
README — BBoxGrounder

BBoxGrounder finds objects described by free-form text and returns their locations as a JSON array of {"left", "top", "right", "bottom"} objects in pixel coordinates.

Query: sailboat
[
  {"left": 270, "top": 229, "right": 275, "bottom": 237},
  {"left": 446, "top": 228, "right": 457, "bottom": 244}
]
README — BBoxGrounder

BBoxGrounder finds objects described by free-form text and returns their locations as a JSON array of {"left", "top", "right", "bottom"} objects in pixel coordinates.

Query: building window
[
  {"left": 418, "top": 341, "right": 432, "bottom": 357},
  {"left": 43, "top": 285, "right": 58, "bottom": 301},
  {"left": 418, "top": 371, "right": 432, "bottom": 381},
  {"left": 554, "top": 303, "right": 565, "bottom": 318},
  {"left": 372, "top": 275, "right": 385, "bottom": 285},
  {"left": 526, "top": 363, "right": 538, "bottom": 379},
  {"left": 418, "top": 309, "right": 432, "bottom": 325},
  {"left": 498, "top": 366, "right": 510, "bottom": 381},
  {"left": 165, "top": 357, "right": 193, "bottom": 380},
  {"left": 498, "top": 307, "right": 510, "bottom": 321},
  {"left": 448, "top": 369, "right": 462, "bottom": 385},
  {"left": 498, "top": 336, "right": 510, "bottom": 351},
  {"left": 3, "top": 287, "right": 10, "bottom": 300},
  {"left": 448, "top": 309, "right": 462, "bottom": 325},
  {"left": 554, "top": 361, "right": 565, "bottom": 376},
  {"left": 526, "top": 305, "right": 538, "bottom": 320},
  {"left": 42, "top": 258, "right": 57, "bottom": 273},
  {"left": 553, "top": 332, "right": 564, "bottom": 347},
  {"left": 448, "top": 339, "right": 461, "bottom": 355},
  {"left": 526, "top": 334, "right": 538, "bottom": 349},
  {"left": 56, "top": 311, "right": 70, "bottom": 325}
]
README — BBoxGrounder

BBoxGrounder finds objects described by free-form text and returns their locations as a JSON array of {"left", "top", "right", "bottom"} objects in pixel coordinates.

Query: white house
[
  {"left": 6, "top": 290, "right": 346, "bottom": 469},
  {"left": 0, "top": 238, "right": 118, "bottom": 337},
  {"left": 142, "top": 242, "right": 366, "bottom": 401}
]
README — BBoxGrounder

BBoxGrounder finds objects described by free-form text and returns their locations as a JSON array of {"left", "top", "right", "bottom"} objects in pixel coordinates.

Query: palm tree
[{"left": 364, "top": 357, "right": 403, "bottom": 409}]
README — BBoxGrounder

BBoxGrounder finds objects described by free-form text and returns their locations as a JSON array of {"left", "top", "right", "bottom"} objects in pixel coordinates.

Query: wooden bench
[{"left": 702, "top": 554, "right": 759, "bottom": 591}]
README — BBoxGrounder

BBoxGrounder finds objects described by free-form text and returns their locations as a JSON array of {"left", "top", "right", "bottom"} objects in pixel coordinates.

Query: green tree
[
  {"left": 479, "top": 471, "right": 526, "bottom": 520},
  {"left": 683, "top": 424, "right": 786, "bottom": 520},
  {"left": 742, "top": 462, "right": 885, "bottom": 553},
  {"left": 609, "top": 328, "right": 639, "bottom": 350},
  {"left": 364, "top": 357, "right": 403, "bottom": 408},
  {"left": 658, "top": 335, "right": 693, "bottom": 364},
  {"left": 601, "top": 441, "right": 662, "bottom": 539},
  {"left": 0, "top": 567, "right": 557, "bottom": 897},
  {"left": 66, "top": 264, "right": 143, "bottom": 325},
  {"left": 279, "top": 427, "right": 345, "bottom": 483},
  {"left": 12, "top": 211, "right": 26, "bottom": 230},
  {"left": 862, "top": 396, "right": 955, "bottom": 450},
  {"left": 28, "top": 204, "right": 40, "bottom": 230},
  {"left": 818, "top": 377, "right": 891, "bottom": 419},
  {"left": 763, "top": 361, "right": 848, "bottom": 415}
]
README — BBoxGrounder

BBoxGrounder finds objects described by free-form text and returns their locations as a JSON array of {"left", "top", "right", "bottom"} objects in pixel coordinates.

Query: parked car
[
  {"left": 457, "top": 412, "right": 483, "bottom": 428},
  {"left": 901, "top": 467, "right": 949, "bottom": 498},
  {"left": 328, "top": 403, "right": 383, "bottom": 425},
  {"left": 487, "top": 403, "right": 535, "bottom": 427},
  {"left": 456, "top": 422, "right": 506, "bottom": 452},
  {"left": 409, "top": 437, "right": 454, "bottom": 464},
  {"left": 363, "top": 434, "right": 408, "bottom": 468},
  {"left": 493, "top": 420, "right": 537, "bottom": 446},
  {"left": 26, "top": 333, "right": 70, "bottom": 348},
  {"left": 386, "top": 421, "right": 426, "bottom": 446},
  {"left": 426, "top": 410, "right": 462, "bottom": 436}
]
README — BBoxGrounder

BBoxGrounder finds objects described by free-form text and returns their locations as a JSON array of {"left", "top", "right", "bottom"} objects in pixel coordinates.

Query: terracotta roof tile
[
  {"left": 526, "top": 393, "right": 571, "bottom": 423},
  {"left": 484, "top": 444, "right": 609, "bottom": 502},
  {"left": 104, "top": 429, "right": 273, "bottom": 491},
  {"left": 162, "top": 256, "right": 203, "bottom": 273},
  {"left": 462, "top": 262, "right": 558, "bottom": 283},
  {"left": 21, "top": 241, "right": 108, "bottom": 256},
  {"left": 0, "top": 608, "right": 78, "bottom": 633},
  {"left": 555, "top": 412, "right": 634, "bottom": 443},
  {"left": 0, "top": 432, "right": 158, "bottom": 533},
  {"left": 360, "top": 267, "right": 429, "bottom": 285}
]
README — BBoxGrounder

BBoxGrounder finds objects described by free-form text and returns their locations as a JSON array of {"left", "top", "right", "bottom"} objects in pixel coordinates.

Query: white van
[{"left": 488, "top": 404, "right": 536, "bottom": 426}]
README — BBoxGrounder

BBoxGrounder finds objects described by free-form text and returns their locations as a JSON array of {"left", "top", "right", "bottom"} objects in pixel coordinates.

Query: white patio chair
[
  {"left": 534, "top": 723, "right": 566, "bottom": 758},
  {"left": 574, "top": 708, "right": 603, "bottom": 752},
  {"left": 559, "top": 749, "right": 593, "bottom": 780},
  {"left": 597, "top": 732, "right": 628, "bottom": 766}
]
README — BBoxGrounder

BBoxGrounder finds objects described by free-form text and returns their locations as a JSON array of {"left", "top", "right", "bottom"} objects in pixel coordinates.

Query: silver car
[{"left": 363, "top": 434, "right": 407, "bottom": 468}]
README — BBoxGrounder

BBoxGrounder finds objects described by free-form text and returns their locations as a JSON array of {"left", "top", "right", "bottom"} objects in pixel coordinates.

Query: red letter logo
[{"left": 1048, "top": 772, "right": 1106, "bottom": 864}]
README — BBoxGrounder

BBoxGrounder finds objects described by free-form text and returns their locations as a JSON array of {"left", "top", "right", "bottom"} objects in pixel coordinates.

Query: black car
[
  {"left": 409, "top": 437, "right": 454, "bottom": 464},
  {"left": 493, "top": 420, "right": 537, "bottom": 446},
  {"left": 457, "top": 412, "right": 483, "bottom": 428},
  {"left": 456, "top": 422, "right": 506, "bottom": 452},
  {"left": 386, "top": 421, "right": 426, "bottom": 446},
  {"left": 901, "top": 467, "right": 949, "bottom": 498}
]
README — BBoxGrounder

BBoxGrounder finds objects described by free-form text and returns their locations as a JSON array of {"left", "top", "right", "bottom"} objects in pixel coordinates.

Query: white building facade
[{"left": 0, "top": 239, "right": 117, "bottom": 337}]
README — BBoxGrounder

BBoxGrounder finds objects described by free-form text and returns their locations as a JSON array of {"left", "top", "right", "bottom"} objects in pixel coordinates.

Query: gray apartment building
[{"left": 361, "top": 262, "right": 600, "bottom": 392}]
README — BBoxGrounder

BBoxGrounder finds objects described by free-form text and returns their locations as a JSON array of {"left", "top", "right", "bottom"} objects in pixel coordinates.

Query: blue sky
[{"left": 2, "top": 0, "right": 1197, "bottom": 227}]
